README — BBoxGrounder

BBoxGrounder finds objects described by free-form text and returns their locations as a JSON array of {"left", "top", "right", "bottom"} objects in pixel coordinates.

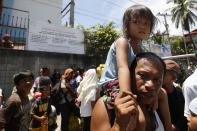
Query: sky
[{"left": 62, "top": 0, "right": 197, "bottom": 36}]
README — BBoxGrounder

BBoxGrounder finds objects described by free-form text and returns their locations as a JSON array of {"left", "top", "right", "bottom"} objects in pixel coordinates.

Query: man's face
[
  {"left": 135, "top": 58, "right": 163, "bottom": 105},
  {"left": 18, "top": 76, "right": 34, "bottom": 95},
  {"left": 188, "top": 112, "right": 197, "bottom": 131},
  {"left": 163, "top": 70, "right": 177, "bottom": 89}
]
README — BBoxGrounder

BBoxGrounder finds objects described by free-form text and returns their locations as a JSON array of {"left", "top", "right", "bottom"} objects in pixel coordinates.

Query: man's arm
[
  {"left": 91, "top": 98, "right": 112, "bottom": 131},
  {"left": 91, "top": 91, "right": 139, "bottom": 131}
]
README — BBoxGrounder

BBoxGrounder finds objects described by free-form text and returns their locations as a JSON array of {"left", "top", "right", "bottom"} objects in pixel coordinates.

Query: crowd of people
[
  {"left": 0, "top": 54, "right": 196, "bottom": 131},
  {"left": 0, "top": 4, "right": 197, "bottom": 131}
]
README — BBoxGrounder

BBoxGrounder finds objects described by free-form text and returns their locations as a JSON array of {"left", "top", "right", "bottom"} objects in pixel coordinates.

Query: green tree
[
  {"left": 168, "top": 0, "right": 197, "bottom": 50},
  {"left": 169, "top": 36, "right": 185, "bottom": 55},
  {"left": 79, "top": 22, "right": 120, "bottom": 61}
]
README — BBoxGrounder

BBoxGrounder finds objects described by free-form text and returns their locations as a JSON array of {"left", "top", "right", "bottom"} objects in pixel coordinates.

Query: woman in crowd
[{"left": 77, "top": 68, "right": 99, "bottom": 131}]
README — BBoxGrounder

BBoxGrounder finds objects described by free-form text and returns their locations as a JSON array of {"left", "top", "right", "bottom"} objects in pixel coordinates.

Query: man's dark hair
[
  {"left": 131, "top": 52, "right": 166, "bottom": 74},
  {"left": 13, "top": 70, "right": 34, "bottom": 86}
]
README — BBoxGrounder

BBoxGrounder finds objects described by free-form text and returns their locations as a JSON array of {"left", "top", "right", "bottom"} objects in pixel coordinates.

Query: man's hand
[{"left": 114, "top": 91, "right": 138, "bottom": 131}]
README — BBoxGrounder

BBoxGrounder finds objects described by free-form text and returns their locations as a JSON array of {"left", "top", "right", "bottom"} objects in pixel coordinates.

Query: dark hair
[
  {"left": 122, "top": 4, "right": 157, "bottom": 38},
  {"left": 39, "top": 76, "right": 51, "bottom": 87},
  {"left": 13, "top": 70, "right": 34, "bottom": 86},
  {"left": 40, "top": 67, "right": 49, "bottom": 73},
  {"left": 130, "top": 52, "right": 165, "bottom": 73}
]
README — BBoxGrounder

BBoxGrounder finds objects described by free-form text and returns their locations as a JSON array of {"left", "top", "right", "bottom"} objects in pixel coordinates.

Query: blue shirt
[{"left": 99, "top": 39, "right": 135, "bottom": 85}]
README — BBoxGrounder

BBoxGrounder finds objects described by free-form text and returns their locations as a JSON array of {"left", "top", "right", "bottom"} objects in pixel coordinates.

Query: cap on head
[
  {"left": 13, "top": 70, "right": 34, "bottom": 85},
  {"left": 164, "top": 59, "right": 180, "bottom": 74},
  {"left": 189, "top": 97, "right": 197, "bottom": 115}
]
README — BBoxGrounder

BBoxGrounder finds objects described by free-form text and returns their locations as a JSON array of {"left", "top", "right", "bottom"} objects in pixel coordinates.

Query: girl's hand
[{"left": 114, "top": 91, "right": 138, "bottom": 131}]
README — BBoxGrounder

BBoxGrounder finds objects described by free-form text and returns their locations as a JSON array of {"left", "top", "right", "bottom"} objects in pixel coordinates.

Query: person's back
[
  {"left": 77, "top": 68, "right": 99, "bottom": 131},
  {"left": 183, "top": 69, "right": 197, "bottom": 118}
]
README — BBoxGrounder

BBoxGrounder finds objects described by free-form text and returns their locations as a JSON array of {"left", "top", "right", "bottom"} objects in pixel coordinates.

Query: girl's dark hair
[
  {"left": 122, "top": 4, "right": 157, "bottom": 38},
  {"left": 39, "top": 76, "right": 51, "bottom": 87}
]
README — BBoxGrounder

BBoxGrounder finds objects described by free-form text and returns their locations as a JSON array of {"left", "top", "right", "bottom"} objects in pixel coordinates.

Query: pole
[
  {"left": 162, "top": 53, "right": 197, "bottom": 60},
  {"left": 181, "top": 27, "right": 190, "bottom": 66},
  {"left": 70, "top": 0, "right": 75, "bottom": 27},
  {"left": 61, "top": 0, "right": 75, "bottom": 28},
  {"left": 157, "top": 13, "right": 171, "bottom": 38}
]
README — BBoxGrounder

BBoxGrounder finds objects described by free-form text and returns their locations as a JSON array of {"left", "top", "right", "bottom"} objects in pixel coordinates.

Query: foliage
[
  {"left": 167, "top": 35, "right": 195, "bottom": 55},
  {"left": 168, "top": 0, "right": 197, "bottom": 30},
  {"left": 169, "top": 36, "right": 185, "bottom": 55},
  {"left": 78, "top": 22, "right": 120, "bottom": 60},
  {"left": 168, "top": 0, "right": 197, "bottom": 50},
  {"left": 150, "top": 34, "right": 187, "bottom": 55}
]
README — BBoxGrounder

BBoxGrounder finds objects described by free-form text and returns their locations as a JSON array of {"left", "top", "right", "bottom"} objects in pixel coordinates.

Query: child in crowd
[
  {"left": 187, "top": 97, "right": 197, "bottom": 131},
  {"left": 99, "top": 4, "right": 172, "bottom": 130},
  {"left": 30, "top": 76, "right": 51, "bottom": 131}
]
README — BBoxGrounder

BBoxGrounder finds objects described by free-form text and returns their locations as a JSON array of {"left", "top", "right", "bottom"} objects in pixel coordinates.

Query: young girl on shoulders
[
  {"left": 100, "top": 4, "right": 156, "bottom": 91},
  {"left": 99, "top": 4, "right": 172, "bottom": 130}
]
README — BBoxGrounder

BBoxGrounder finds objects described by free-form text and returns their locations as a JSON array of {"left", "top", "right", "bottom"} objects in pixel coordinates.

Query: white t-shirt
[
  {"left": 183, "top": 69, "right": 197, "bottom": 117},
  {"left": 76, "top": 75, "right": 82, "bottom": 83},
  {"left": 155, "top": 111, "right": 164, "bottom": 131},
  {"left": 80, "top": 96, "right": 96, "bottom": 117}
]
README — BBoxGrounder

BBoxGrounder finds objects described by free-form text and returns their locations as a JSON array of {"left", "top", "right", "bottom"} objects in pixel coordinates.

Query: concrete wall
[{"left": 0, "top": 49, "right": 101, "bottom": 100}]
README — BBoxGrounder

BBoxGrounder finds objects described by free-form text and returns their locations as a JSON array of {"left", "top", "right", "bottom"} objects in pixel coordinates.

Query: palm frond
[{"left": 169, "top": 0, "right": 197, "bottom": 30}]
